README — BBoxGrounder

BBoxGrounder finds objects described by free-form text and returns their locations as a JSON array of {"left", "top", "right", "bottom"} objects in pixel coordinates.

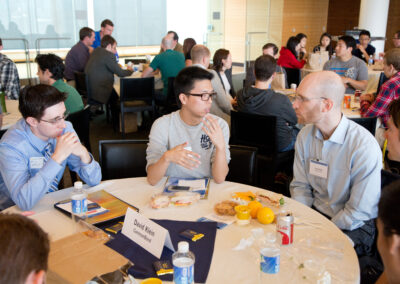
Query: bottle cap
[
  {"left": 178, "top": 241, "right": 189, "bottom": 253},
  {"left": 74, "top": 181, "right": 83, "bottom": 189}
]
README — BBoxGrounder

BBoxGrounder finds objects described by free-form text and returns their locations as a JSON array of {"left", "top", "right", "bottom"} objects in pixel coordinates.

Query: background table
[
  {"left": 5, "top": 178, "right": 360, "bottom": 283},
  {"left": 1, "top": 100, "right": 21, "bottom": 130},
  {"left": 114, "top": 71, "right": 163, "bottom": 96}
]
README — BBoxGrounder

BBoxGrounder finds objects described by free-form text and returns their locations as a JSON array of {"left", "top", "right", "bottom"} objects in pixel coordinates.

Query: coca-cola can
[{"left": 276, "top": 211, "right": 294, "bottom": 245}]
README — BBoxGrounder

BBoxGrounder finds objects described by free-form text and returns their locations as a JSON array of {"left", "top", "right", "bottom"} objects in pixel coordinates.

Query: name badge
[
  {"left": 30, "top": 157, "right": 45, "bottom": 169},
  {"left": 309, "top": 159, "right": 328, "bottom": 179}
]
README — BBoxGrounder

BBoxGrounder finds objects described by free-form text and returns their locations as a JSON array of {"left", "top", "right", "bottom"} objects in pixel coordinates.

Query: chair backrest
[
  {"left": 376, "top": 72, "right": 389, "bottom": 94},
  {"left": 349, "top": 116, "right": 377, "bottom": 136},
  {"left": 120, "top": 77, "right": 154, "bottom": 102},
  {"left": 381, "top": 169, "right": 400, "bottom": 189},
  {"left": 74, "top": 71, "right": 88, "bottom": 98},
  {"left": 99, "top": 139, "right": 148, "bottom": 180},
  {"left": 166, "top": 77, "right": 179, "bottom": 112},
  {"left": 230, "top": 111, "right": 277, "bottom": 156},
  {"left": 227, "top": 145, "right": 258, "bottom": 185},
  {"left": 66, "top": 105, "right": 91, "bottom": 152},
  {"left": 283, "top": 67, "right": 300, "bottom": 86}
]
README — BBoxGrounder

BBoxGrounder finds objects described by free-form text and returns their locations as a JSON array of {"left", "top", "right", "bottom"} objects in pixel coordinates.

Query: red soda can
[{"left": 276, "top": 211, "right": 294, "bottom": 245}]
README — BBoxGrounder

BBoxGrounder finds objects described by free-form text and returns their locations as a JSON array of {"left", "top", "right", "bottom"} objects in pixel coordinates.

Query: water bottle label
[
  {"left": 173, "top": 264, "right": 194, "bottom": 284},
  {"left": 71, "top": 198, "right": 87, "bottom": 214},
  {"left": 260, "top": 254, "right": 280, "bottom": 274}
]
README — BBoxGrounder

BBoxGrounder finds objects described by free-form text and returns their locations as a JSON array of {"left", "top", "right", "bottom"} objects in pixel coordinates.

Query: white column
[{"left": 358, "top": 0, "right": 390, "bottom": 54}]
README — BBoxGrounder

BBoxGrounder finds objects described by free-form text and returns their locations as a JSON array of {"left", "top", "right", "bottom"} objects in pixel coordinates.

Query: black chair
[
  {"left": 74, "top": 71, "right": 88, "bottom": 101},
  {"left": 381, "top": 169, "right": 400, "bottom": 189},
  {"left": 283, "top": 67, "right": 301, "bottom": 86},
  {"left": 99, "top": 139, "right": 148, "bottom": 180},
  {"left": 66, "top": 105, "right": 91, "bottom": 152},
  {"left": 349, "top": 116, "right": 377, "bottom": 136},
  {"left": 376, "top": 72, "right": 389, "bottom": 94},
  {"left": 66, "top": 105, "right": 91, "bottom": 182},
  {"left": 227, "top": 145, "right": 258, "bottom": 185},
  {"left": 165, "top": 77, "right": 179, "bottom": 114},
  {"left": 230, "top": 111, "right": 294, "bottom": 191},
  {"left": 0, "top": 129, "right": 6, "bottom": 140},
  {"left": 120, "top": 77, "right": 155, "bottom": 138}
]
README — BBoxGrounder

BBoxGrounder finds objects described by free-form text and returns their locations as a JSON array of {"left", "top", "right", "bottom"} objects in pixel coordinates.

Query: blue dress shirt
[
  {"left": 92, "top": 31, "right": 102, "bottom": 49},
  {"left": 290, "top": 116, "right": 382, "bottom": 231},
  {"left": 0, "top": 119, "right": 102, "bottom": 211}
]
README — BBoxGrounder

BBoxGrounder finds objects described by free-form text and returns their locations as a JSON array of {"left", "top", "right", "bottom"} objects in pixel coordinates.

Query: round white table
[
  {"left": 1, "top": 100, "right": 21, "bottom": 130},
  {"left": 5, "top": 178, "right": 360, "bottom": 283}
]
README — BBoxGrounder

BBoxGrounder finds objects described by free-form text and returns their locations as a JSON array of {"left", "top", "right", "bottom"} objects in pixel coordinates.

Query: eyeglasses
[
  {"left": 185, "top": 92, "right": 217, "bottom": 101},
  {"left": 40, "top": 111, "right": 70, "bottom": 125},
  {"left": 293, "top": 95, "right": 327, "bottom": 103}
]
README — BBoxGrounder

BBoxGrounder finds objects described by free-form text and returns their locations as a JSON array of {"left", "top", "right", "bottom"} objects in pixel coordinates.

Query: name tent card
[{"left": 121, "top": 207, "right": 175, "bottom": 258}]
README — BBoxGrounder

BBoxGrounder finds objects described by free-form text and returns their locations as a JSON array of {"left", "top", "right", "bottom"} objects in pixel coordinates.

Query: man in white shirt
[{"left": 290, "top": 71, "right": 381, "bottom": 258}]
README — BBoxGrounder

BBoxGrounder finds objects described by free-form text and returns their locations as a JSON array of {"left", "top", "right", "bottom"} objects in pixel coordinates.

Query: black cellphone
[{"left": 168, "top": 185, "right": 191, "bottom": 191}]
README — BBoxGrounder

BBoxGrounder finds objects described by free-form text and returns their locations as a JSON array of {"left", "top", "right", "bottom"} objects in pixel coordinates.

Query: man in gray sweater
[{"left": 146, "top": 67, "right": 230, "bottom": 185}]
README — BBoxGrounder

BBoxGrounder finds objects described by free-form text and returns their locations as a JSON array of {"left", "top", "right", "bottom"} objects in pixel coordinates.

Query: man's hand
[
  {"left": 51, "top": 132, "right": 79, "bottom": 164},
  {"left": 202, "top": 115, "right": 225, "bottom": 150},
  {"left": 357, "top": 44, "right": 365, "bottom": 53},
  {"left": 71, "top": 143, "right": 91, "bottom": 164},
  {"left": 163, "top": 142, "right": 201, "bottom": 170},
  {"left": 360, "top": 93, "right": 374, "bottom": 103},
  {"left": 341, "top": 76, "right": 349, "bottom": 86},
  {"left": 231, "top": 97, "right": 238, "bottom": 108}
]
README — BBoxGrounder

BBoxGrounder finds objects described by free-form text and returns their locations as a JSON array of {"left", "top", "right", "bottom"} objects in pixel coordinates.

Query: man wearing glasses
[
  {"left": 290, "top": 71, "right": 381, "bottom": 261},
  {"left": 0, "top": 85, "right": 101, "bottom": 211},
  {"left": 146, "top": 67, "right": 230, "bottom": 186}
]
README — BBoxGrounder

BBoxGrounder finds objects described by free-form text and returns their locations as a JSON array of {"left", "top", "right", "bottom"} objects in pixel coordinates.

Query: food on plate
[
  {"left": 248, "top": 200, "right": 263, "bottom": 219},
  {"left": 150, "top": 194, "right": 170, "bottom": 209},
  {"left": 214, "top": 200, "right": 239, "bottom": 216},
  {"left": 256, "top": 191, "right": 284, "bottom": 207},
  {"left": 257, "top": 207, "right": 275, "bottom": 224},
  {"left": 232, "top": 191, "right": 256, "bottom": 201},
  {"left": 170, "top": 191, "right": 200, "bottom": 206}
]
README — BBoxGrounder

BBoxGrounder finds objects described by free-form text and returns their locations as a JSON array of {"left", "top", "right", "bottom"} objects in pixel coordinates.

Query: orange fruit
[
  {"left": 257, "top": 207, "right": 275, "bottom": 224},
  {"left": 248, "top": 200, "right": 263, "bottom": 218}
]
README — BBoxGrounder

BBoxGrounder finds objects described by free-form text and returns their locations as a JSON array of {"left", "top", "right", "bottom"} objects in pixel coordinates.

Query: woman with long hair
[
  {"left": 182, "top": 38, "right": 197, "bottom": 66},
  {"left": 277, "top": 36, "right": 306, "bottom": 69},
  {"left": 313, "top": 32, "right": 334, "bottom": 57},
  {"left": 212, "top": 48, "right": 236, "bottom": 99}
]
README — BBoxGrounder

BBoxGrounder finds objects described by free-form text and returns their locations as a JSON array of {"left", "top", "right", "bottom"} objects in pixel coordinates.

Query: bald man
[
  {"left": 290, "top": 71, "right": 382, "bottom": 258},
  {"left": 142, "top": 36, "right": 185, "bottom": 100}
]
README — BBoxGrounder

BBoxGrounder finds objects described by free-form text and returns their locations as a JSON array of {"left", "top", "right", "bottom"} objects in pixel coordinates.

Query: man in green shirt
[
  {"left": 35, "top": 54, "right": 84, "bottom": 114},
  {"left": 142, "top": 36, "right": 185, "bottom": 101}
]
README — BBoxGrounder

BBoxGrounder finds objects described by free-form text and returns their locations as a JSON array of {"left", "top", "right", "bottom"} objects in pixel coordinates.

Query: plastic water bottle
[
  {"left": 260, "top": 232, "right": 280, "bottom": 282},
  {"left": 71, "top": 181, "right": 87, "bottom": 229},
  {"left": 172, "top": 241, "right": 195, "bottom": 284},
  {"left": 368, "top": 55, "right": 374, "bottom": 66}
]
